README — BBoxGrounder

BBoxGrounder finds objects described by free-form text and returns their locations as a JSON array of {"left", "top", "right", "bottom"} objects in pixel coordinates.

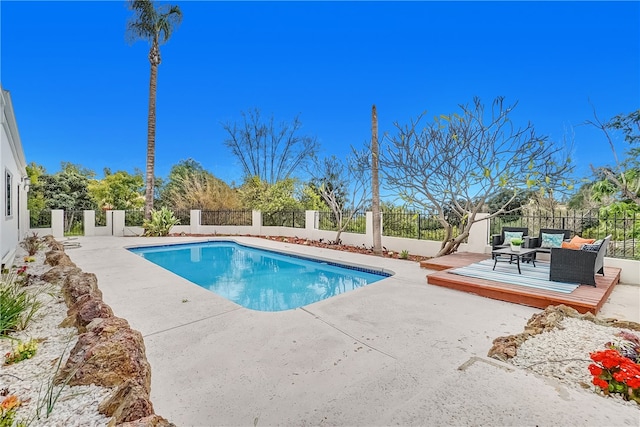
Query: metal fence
[
  {"left": 316, "top": 211, "right": 366, "bottom": 234},
  {"left": 490, "top": 210, "right": 638, "bottom": 260},
  {"left": 29, "top": 210, "right": 51, "bottom": 228},
  {"left": 382, "top": 211, "right": 460, "bottom": 241},
  {"left": 262, "top": 211, "right": 305, "bottom": 228},
  {"left": 201, "top": 210, "right": 252, "bottom": 226}
]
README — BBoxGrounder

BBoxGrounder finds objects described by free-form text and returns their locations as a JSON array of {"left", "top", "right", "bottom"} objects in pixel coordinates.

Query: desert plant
[
  {"left": 143, "top": 207, "right": 180, "bottom": 236},
  {"left": 399, "top": 250, "right": 410, "bottom": 259},
  {"left": 20, "top": 232, "right": 41, "bottom": 256}
]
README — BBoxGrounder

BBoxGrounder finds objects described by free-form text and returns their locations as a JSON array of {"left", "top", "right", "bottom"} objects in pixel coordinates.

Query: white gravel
[
  {"left": 511, "top": 316, "right": 640, "bottom": 409},
  {"left": 0, "top": 246, "right": 111, "bottom": 427}
]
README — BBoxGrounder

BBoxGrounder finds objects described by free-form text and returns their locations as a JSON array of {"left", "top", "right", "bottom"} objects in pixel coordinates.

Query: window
[{"left": 5, "top": 170, "right": 12, "bottom": 217}]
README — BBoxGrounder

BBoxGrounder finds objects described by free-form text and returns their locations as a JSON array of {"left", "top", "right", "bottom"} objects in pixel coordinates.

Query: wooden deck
[{"left": 423, "top": 252, "right": 621, "bottom": 314}]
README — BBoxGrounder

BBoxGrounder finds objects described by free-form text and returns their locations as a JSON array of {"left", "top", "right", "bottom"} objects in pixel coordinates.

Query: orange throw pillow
[{"left": 561, "top": 236, "right": 596, "bottom": 250}]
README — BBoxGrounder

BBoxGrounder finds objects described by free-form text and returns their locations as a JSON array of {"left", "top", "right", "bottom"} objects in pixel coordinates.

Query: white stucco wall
[{"left": 0, "top": 86, "right": 29, "bottom": 267}]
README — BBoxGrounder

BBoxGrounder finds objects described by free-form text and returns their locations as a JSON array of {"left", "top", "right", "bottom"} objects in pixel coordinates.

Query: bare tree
[
  {"left": 371, "top": 105, "right": 382, "bottom": 255},
  {"left": 222, "top": 109, "right": 320, "bottom": 185},
  {"left": 380, "top": 97, "right": 573, "bottom": 257},
  {"left": 309, "top": 153, "right": 371, "bottom": 245}
]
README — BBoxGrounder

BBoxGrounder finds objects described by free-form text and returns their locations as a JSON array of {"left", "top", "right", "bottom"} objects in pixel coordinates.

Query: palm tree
[
  {"left": 371, "top": 105, "right": 382, "bottom": 255},
  {"left": 126, "top": 0, "right": 182, "bottom": 219}
]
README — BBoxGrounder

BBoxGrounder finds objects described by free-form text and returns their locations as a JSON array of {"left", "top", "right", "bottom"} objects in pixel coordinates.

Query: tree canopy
[
  {"left": 380, "top": 97, "right": 573, "bottom": 256},
  {"left": 222, "top": 109, "right": 319, "bottom": 185}
]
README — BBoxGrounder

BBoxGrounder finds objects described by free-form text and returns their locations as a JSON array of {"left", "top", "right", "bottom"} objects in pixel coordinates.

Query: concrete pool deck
[{"left": 66, "top": 236, "right": 639, "bottom": 426}]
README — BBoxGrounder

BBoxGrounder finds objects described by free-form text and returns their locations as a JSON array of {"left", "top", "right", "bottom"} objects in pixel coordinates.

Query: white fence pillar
[
  {"left": 190, "top": 210, "right": 201, "bottom": 234},
  {"left": 112, "top": 210, "right": 125, "bottom": 237},
  {"left": 365, "top": 211, "right": 374, "bottom": 247},
  {"left": 51, "top": 209, "right": 64, "bottom": 238},
  {"left": 467, "top": 212, "right": 490, "bottom": 254},
  {"left": 305, "top": 210, "right": 317, "bottom": 231},
  {"left": 83, "top": 210, "right": 95, "bottom": 236},
  {"left": 252, "top": 210, "right": 262, "bottom": 235}
]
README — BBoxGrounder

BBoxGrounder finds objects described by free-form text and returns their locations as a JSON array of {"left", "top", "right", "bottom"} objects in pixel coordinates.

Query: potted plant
[{"left": 510, "top": 238, "right": 523, "bottom": 252}]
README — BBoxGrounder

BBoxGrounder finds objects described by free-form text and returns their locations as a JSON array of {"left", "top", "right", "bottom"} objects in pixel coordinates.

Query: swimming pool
[{"left": 128, "top": 241, "right": 391, "bottom": 312}]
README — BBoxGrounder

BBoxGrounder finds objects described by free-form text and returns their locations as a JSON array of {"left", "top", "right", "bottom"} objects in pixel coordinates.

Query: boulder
[
  {"left": 61, "top": 271, "right": 101, "bottom": 307},
  {"left": 56, "top": 317, "right": 152, "bottom": 393},
  {"left": 45, "top": 250, "right": 76, "bottom": 267},
  {"left": 43, "top": 235, "right": 65, "bottom": 251},
  {"left": 41, "top": 266, "right": 82, "bottom": 285},
  {"left": 115, "top": 415, "right": 176, "bottom": 427},
  {"left": 99, "top": 379, "right": 155, "bottom": 424},
  {"left": 61, "top": 296, "right": 114, "bottom": 333}
]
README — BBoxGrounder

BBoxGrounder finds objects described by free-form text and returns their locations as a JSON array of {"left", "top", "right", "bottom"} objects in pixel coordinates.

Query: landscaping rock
[
  {"left": 488, "top": 304, "right": 640, "bottom": 361},
  {"left": 55, "top": 316, "right": 152, "bottom": 393},
  {"left": 43, "top": 234, "right": 65, "bottom": 251},
  {"left": 116, "top": 415, "right": 177, "bottom": 427},
  {"left": 62, "top": 296, "right": 114, "bottom": 333},
  {"left": 41, "top": 265, "right": 82, "bottom": 285},
  {"left": 45, "top": 249, "right": 76, "bottom": 267},
  {"left": 61, "top": 271, "right": 101, "bottom": 307},
  {"left": 99, "top": 379, "right": 155, "bottom": 424}
]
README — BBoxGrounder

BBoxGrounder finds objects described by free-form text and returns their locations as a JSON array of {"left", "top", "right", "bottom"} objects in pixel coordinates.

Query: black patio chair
[{"left": 549, "top": 235, "right": 611, "bottom": 286}]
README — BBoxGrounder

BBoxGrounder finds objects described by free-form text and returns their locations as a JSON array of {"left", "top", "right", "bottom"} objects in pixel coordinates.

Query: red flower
[
  {"left": 593, "top": 377, "right": 609, "bottom": 389},
  {"left": 588, "top": 364, "right": 603, "bottom": 376},
  {"left": 613, "top": 371, "right": 627, "bottom": 382},
  {"left": 627, "top": 378, "right": 640, "bottom": 389}
]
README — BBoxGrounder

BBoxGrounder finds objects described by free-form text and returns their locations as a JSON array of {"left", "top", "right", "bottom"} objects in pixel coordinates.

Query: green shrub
[{"left": 143, "top": 207, "right": 180, "bottom": 237}]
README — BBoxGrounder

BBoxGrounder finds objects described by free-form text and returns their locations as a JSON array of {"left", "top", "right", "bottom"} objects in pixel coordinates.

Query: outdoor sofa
[
  {"left": 549, "top": 235, "right": 612, "bottom": 286},
  {"left": 525, "top": 228, "right": 572, "bottom": 254},
  {"left": 491, "top": 227, "right": 529, "bottom": 251}
]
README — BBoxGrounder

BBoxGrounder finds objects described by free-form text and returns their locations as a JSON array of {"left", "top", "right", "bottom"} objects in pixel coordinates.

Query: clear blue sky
[{"left": 2, "top": 1, "right": 639, "bottom": 186}]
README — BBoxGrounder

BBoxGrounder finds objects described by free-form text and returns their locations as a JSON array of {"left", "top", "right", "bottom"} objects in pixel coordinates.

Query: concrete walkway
[{"left": 66, "top": 236, "right": 640, "bottom": 426}]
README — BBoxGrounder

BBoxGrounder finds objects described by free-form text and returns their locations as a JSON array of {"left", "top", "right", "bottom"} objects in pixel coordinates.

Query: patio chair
[{"left": 549, "top": 235, "right": 611, "bottom": 286}]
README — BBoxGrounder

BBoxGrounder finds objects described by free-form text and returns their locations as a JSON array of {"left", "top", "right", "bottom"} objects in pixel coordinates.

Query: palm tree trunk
[
  {"left": 144, "top": 44, "right": 160, "bottom": 220},
  {"left": 371, "top": 105, "right": 382, "bottom": 255}
]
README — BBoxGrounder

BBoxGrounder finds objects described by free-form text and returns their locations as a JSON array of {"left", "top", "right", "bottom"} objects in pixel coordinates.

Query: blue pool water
[{"left": 128, "top": 241, "right": 391, "bottom": 312}]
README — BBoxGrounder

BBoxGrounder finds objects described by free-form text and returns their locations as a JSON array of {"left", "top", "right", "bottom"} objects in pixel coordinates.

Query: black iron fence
[
  {"left": 262, "top": 211, "right": 305, "bottom": 228},
  {"left": 201, "top": 210, "right": 252, "bottom": 226},
  {"left": 382, "top": 211, "right": 461, "bottom": 241},
  {"left": 490, "top": 210, "right": 638, "bottom": 260},
  {"left": 316, "top": 211, "right": 366, "bottom": 234}
]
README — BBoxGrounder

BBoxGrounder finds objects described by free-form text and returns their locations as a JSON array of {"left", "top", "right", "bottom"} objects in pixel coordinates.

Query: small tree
[
  {"left": 222, "top": 108, "right": 319, "bottom": 185},
  {"left": 308, "top": 153, "right": 371, "bottom": 245},
  {"left": 380, "top": 97, "right": 573, "bottom": 257}
]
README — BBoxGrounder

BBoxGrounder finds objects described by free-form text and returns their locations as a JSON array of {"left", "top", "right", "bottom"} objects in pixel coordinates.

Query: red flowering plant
[{"left": 589, "top": 345, "right": 640, "bottom": 404}]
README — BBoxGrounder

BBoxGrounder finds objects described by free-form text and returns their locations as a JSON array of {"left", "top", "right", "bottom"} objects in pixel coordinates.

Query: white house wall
[{"left": 0, "top": 86, "right": 28, "bottom": 267}]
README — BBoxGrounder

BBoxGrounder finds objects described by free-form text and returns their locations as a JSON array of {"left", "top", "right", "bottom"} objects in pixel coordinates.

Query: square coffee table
[{"left": 491, "top": 247, "right": 537, "bottom": 274}]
